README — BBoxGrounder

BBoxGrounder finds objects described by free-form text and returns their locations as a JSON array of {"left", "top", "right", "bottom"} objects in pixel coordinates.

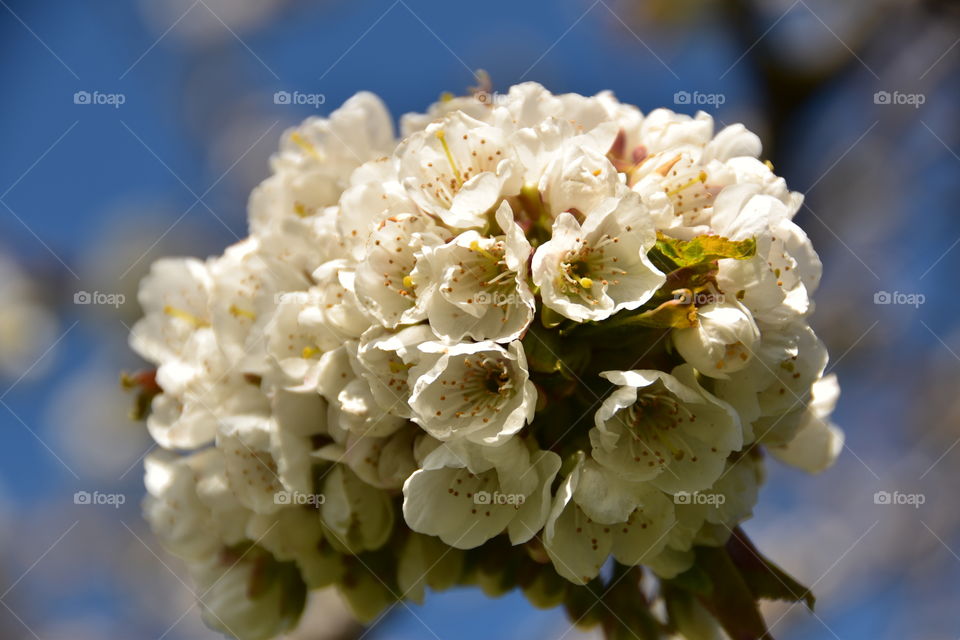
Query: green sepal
[{"left": 522, "top": 321, "right": 590, "bottom": 378}]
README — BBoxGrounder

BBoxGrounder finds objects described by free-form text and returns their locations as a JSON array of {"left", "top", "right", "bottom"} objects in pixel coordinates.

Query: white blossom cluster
[{"left": 131, "top": 83, "right": 842, "bottom": 639}]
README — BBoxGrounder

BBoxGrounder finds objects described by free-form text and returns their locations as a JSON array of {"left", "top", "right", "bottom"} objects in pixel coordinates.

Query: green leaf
[
  {"left": 562, "top": 579, "right": 608, "bottom": 630},
  {"left": 692, "top": 545, "right": 770, "bottom": 640},
  {"left": 667, "top": 562, "right": 713, "bottom": 596},
  {"left": 726, "top": 528, "right": 815, "bottom": 610},
  {"left": 601, "top": 565, "right": 662, "bottom": 640},
  {"left": 663, "top": 583, "right": 726, "bottom": 640},
  {"left": 655, "top": 233, "right": 757, "bottom": 269}
]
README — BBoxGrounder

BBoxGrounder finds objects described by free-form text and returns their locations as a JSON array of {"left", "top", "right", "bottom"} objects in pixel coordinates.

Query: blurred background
[{"left": 0, "top": 0, "right": 958, "bottom": 638}]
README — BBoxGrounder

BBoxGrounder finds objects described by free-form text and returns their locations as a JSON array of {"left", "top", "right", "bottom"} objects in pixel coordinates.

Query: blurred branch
[{"left": 717, "top": 0, "right": 889, "bottom": 163}]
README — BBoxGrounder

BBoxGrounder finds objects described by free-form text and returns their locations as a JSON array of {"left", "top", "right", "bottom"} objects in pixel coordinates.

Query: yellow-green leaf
[{"left": 655, "top": 233, "right": 757, "bottom": 268}]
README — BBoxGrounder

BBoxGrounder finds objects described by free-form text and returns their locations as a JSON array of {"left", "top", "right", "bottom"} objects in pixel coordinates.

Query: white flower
[
  {"left": 644, "top": 453, "right": 764, "bottom": 580},
  {"left": 408, "top": 340, "right": 536, "bottom": 445},
  {"left": 713, "top": 320, "right": 828, "bottom": 442},
  {"left": 402, "top": 438, "right": 560, "bottom": 549},
  {"left": 353, "top": 212, "right": 448, "bottom": 328},
  {"left": 631, "top": 151, "right": 729, "bottom": 232},
  {"left": 673, "top": 300, "right": 760, "bottom": 378},
  {"left": 511, "top": 115, "right": 619, "bottom": 189},
  {"left": 710, "top": 185, "right": 822, "bottom": 323},
  {"left": 398, "top": 532, "right": 464, "bottom": 604},
  {"left": 498, "top": 82, "right": 626, "bottom": 136},
  {"left": 768, "top": 374, "right": 843, "bottom": 473},
  {"left": 132, "top": 85, "right": 839, "bottom": 624},
  {"left": 354, "top": 325, "right": 435, "bottom": 418},
  {"left": 336, "top": 158, "right": 416, "bottom": 260},
  {"left": 702, "top": 123, "right": 762, "bottom": 163},
  {"left": 303, "top": 260, "right": 369, "bottom": 339},
  {"left": 191, "top": 549, "right": 305, "bottom": 640},
  {"left": 246, "top": 506, "right": 342, "bottom": 589},
  {"left": 416, "top": 202, "right": 535, "bottom": 342},
  {"left": 0, "top": 262, "right": 57, "bottom": 377},
  {"left": 146, "top": 325, "right": 272, "bottom": 450},
  {"left": 331, "top": 371, "right": 406, "bottom": 438},
  {"left": 539, "top": 143, "right": 621, "bottom": 218},
  {"left": 399, "top": 91, "right": 498, "bottom": 137},
  {"left": 397, "top": 111, "right": 521, "bottom": 229},
  {"left": 638, "top": 109, "right": 714, "bottom": 154},
  {"left": 265, "top": 266, "right": 365, "bottom": 388},
  {"left": 339, "top": 425, "right": 420, "bottom": 490},
  {"left": 129, "top": 256, "right": 213, "bottom": 367},
  {"left": 210, "top": 238, "right": 310, "bottom": 375},
  {"left": 251, "top": 93, "right": 395, "bottom": 233},
  {"left": 143, "top": 449, "right": 249, "bottom": 562},
  {"left": 320, "top": 465, "right": 395, "bottom": 554},
  {"left": 591, "top": 365, "right": 742, "bottom": 494},
  {"left": 532, "top": 192, "right": 665, "bottom": 322},
  {"left": 544, "top": 454, "right": 675, "bottom": 584},
  {"left": 218, "top": 414, "right": 313, "bottom": 515}
]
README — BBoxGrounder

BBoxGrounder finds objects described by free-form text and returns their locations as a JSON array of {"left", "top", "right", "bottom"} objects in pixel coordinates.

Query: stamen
[
  {"left": 163, "top": 305, "right": 208, "bottom": 328},
  {"left": 655, "top": 154, "right": 682, "bottom": 176},
  {"left": 469, "top": 240, "right": 499, "bottom": 263},
  {"left": 389, "top": 360, "right": 414, "bottom": 374},
  {"left": 666, "top": 171, "right": 707, "bottom": 197},
  {"left": 435, "top": 130, "right": 463, "bottom": 187},
  {"left": 228, "top": 304, "right": 256, "bottom": 320},
  {"left": 290, "top": 132, "right": 322, "bottom": 161}
]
